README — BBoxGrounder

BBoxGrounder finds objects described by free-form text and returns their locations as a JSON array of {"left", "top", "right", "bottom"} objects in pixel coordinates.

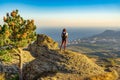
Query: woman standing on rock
[{"left": 60, "top": 28, "right": 68, "bottom": 51}]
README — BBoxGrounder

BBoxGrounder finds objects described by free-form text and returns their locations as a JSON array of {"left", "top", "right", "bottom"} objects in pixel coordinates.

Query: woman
[{"left": 60, "top": 28, "right": 68, "bottom": 51}]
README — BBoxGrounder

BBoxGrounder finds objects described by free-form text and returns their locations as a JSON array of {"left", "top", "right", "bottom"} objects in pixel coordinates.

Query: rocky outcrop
[
  {"left": 23, "top": 34, "right": 118, "bottom": 80},
  {"left": 35, "top": 34, "right": 58, "bottom": 49},
  {"left": 28, "top": 34, "right": 58, "bottom": 57}
]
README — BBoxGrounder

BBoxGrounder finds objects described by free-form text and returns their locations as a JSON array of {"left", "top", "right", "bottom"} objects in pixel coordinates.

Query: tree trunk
[
  {"left": 13, "top": 48, "right": 23, "bottom": 80},
  {"left": 18, "top": 52, "right": 23, "bottom": 80}
]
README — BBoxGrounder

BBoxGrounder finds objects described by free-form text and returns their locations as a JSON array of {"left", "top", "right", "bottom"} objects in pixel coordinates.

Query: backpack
[{"left": 62, "top": 32, "right": 67, "bottom": 39}]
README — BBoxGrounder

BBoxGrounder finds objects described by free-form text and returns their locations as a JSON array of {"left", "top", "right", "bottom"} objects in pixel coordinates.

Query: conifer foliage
[{"left": 0, "top": 10, "right": 36, "bottom": 47}]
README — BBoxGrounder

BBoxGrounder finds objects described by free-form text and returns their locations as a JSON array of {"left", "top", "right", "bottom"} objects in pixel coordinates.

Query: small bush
[
  {"left": 0, "top": 50, "right": 8, "bottom": 56},
  {"left": 9, "top": 74, "right": 19, "bottom": 80},
  {"left": 0, "top": 52, "right": 12, "bottom": 62}
]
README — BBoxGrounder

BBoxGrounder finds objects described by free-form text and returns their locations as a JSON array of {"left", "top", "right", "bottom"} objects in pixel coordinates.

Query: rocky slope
[
  {"left": 0, "top": 48, "right": 35, "bottom": 80},
  {"left": 23, "top": 34, "right": 118, "bottom": 80}
]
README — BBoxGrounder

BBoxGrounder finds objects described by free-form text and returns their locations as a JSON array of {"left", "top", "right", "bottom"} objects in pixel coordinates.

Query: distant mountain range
[
  {"left": 69, "top": 30, "right": 120, "bottom": 45},
  {"left": 90, "top": 30, "right": 120, "bottom": 39}
]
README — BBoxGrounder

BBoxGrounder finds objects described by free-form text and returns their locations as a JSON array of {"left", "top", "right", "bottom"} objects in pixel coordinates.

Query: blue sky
[
  {"left": 1, "top": 0, "right": 120, "bottom": 7},
  {"left": 0, "top": 0, "right": 120, "bottom": 28}
]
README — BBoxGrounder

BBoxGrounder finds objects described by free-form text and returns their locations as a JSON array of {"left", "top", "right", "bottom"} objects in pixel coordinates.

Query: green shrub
[
  {"left": 9, "top": 74, "right": 19, "bottom": 80},
  {"left": 1, "top": 53, "right": 12, "bottom": 62},
  {"left": 0, "top": 50, "right": 8, "bottom": 56}
]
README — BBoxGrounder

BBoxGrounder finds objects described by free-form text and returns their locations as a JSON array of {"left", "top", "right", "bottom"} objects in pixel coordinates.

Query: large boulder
[
  {"left": 28, "top": 34, "right": 58, "bottom": 57},
  {"left": 36, "top": 34, "right": 58, "bottom": 49}
]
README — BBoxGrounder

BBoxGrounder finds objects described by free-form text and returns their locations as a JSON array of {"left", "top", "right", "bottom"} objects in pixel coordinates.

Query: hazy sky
[{"left": 0, "top": 0, "right": 120, "bottom": 28}]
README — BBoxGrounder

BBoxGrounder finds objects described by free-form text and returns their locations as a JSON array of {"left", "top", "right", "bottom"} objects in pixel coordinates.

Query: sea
[{"left": 36, "top": 27, "right": 113, "bottom": 42}]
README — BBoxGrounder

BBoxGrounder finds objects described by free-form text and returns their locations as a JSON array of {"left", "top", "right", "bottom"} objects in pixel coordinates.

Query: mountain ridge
[
  {"left": 81, "top": 30, "right": 120, "bottom": 40},
  {"left": 69, "top": 30, "right": 120, "bottom": 45},
  {"left": 91, "top": 30, "right": 120, "bottom": 39},
  {"left": 23, "top": 34, "right": 118, "bottom": 80}
]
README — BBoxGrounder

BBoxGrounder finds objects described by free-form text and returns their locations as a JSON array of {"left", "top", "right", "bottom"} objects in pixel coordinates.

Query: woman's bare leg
[
  {"left": 64, "top": 40, "right": 66, "bottom": 51},
  {"left": 60, "top": 40, "right": 64, "bottom": 51}
]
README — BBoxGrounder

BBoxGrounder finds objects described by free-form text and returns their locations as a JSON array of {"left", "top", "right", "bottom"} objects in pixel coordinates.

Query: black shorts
[{"left": 62, "top": 37, "right": 66, "bottom": 41}]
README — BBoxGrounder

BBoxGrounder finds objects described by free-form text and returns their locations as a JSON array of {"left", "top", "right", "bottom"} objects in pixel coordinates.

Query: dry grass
[
  {"left": 86, "top": 70, "right": 118, "bottom": 80},
  {"left": 0, "top": 73, "right": 5, "bottom": 80}
]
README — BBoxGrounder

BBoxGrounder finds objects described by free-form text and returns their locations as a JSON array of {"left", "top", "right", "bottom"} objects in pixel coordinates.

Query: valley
[{"left": 68, "top": 30, "right": 120, "bottom": 80}]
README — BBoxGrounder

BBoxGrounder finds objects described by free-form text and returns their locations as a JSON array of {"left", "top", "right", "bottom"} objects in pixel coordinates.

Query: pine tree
[{"left": 0, "top": 10, "right": 36, "bottom": 47}]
